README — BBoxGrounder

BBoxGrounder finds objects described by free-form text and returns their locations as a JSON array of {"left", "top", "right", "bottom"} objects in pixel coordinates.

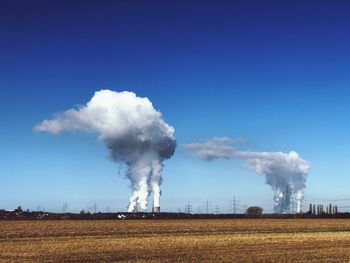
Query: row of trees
[{"left": 309, "top": 203, "right": 338, "bottom": 215}]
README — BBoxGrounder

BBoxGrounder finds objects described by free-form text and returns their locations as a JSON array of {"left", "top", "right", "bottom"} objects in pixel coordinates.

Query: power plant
[{"left": 184, "top": 138, "right": 310, "bottom": 214}]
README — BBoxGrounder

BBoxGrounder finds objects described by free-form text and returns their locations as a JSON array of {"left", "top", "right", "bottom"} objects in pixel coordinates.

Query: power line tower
[
  {"left": 185, "top": 203, "right": 192, "bottom": 214},
  {"left": 63, "top": 202, "right": 68, "bottom": 214},
  {"left": 215, "top": 205, "right": 220, "bottom": 214},
  {"left": 93, "top": 203, "right": 97, "bottom": 214},
  {"left": 230, "top": 196, "right": 239, "bottom": 214},
  {"left": 204, "top": 200, "right": 210, "bottom": 214}
]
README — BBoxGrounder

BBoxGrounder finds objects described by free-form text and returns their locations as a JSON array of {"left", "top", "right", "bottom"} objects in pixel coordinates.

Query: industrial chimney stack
[{"left": 152, "top": 206, "right": 160, "bottom": 213}]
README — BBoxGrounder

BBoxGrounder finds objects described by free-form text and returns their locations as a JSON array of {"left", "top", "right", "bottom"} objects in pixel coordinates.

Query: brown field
[{"left": 1, "top": 219, "right": 350, "bottom": 262}]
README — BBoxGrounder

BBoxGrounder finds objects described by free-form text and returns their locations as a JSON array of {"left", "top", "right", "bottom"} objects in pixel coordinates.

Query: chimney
[{"left": 152, "top": 206, "right": 160, "bottom": 213}]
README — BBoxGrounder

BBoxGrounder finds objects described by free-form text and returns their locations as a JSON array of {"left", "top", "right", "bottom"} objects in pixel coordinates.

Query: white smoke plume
[
  {"left": 35, "top": 90, "right": 176, "bottom": 212},
  {"left": 184, "top": 138, "right": 310, "bottom": 213}
]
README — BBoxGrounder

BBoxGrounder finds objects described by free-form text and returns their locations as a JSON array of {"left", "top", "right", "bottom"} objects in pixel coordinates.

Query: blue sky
[{"left": 1, "top": 0, "right": 350, "bottom": 213}]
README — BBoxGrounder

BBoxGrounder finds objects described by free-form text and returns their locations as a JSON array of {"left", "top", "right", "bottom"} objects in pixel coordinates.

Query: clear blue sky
[{"left": 1, "top": 0, "right": 350, "bottom": 213}]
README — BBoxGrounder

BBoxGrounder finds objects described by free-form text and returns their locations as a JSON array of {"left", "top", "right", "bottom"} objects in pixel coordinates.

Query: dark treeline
[{"left": 1, "top": 206, "right": 350, "bottom": 220}]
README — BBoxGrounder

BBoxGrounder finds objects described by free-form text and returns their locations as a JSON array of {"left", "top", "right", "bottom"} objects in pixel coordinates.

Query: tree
[
  {"left": 80, "top": 209, "right": 87, "bottom": 215},
  {"left": 246, "top": 206, "right": 263, "bottom": 216}
]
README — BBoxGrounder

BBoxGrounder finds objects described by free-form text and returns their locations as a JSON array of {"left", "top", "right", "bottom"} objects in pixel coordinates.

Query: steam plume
[
  {"left": 184, "top": 138, "right": 310, "bottom": 213},
  {"left": 35, "top": 90, "right": 176, "bottom": 212}
]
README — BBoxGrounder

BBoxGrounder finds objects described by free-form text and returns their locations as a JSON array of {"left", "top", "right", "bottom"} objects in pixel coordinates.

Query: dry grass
[{"left": 1, "top": 219, "right": 350, "bottom": 262}]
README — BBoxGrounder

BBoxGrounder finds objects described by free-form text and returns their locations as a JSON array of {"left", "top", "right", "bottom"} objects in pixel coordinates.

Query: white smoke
[
  {"left": 184, "top": 138, "right": 310, "bottom": 213},
  {"left": 35, "top": 90, "right": 176, "bottom": 212},
  {"left": 183, "top": 137, "right": 236, "bottom": 160}
]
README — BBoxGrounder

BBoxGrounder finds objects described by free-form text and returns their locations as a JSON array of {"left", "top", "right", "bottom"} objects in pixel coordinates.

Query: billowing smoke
[
  {"left": 184, "top": 138, "right": 310, "bottom": 213},
  {"left": 35, "top": 90, "right": 176, "bottom": 212}
]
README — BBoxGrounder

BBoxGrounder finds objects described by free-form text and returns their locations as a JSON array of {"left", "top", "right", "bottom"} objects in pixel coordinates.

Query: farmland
[{"left": 1, "top": 219, "right": 350, "bottom": 262}]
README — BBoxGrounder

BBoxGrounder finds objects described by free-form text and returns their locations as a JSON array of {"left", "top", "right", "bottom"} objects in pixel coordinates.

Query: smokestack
[
  {"left": 34, "top": 90, "right": 176, "bottom": 212},
  {"left": 274, "top": 186, "right": 292, "bottom": 214},
  {"left": 152, "top": 206, "right": 160, "bottom": 213},
  {"left": 152, "top": 191, "right": 161, "bottom": 213}
]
